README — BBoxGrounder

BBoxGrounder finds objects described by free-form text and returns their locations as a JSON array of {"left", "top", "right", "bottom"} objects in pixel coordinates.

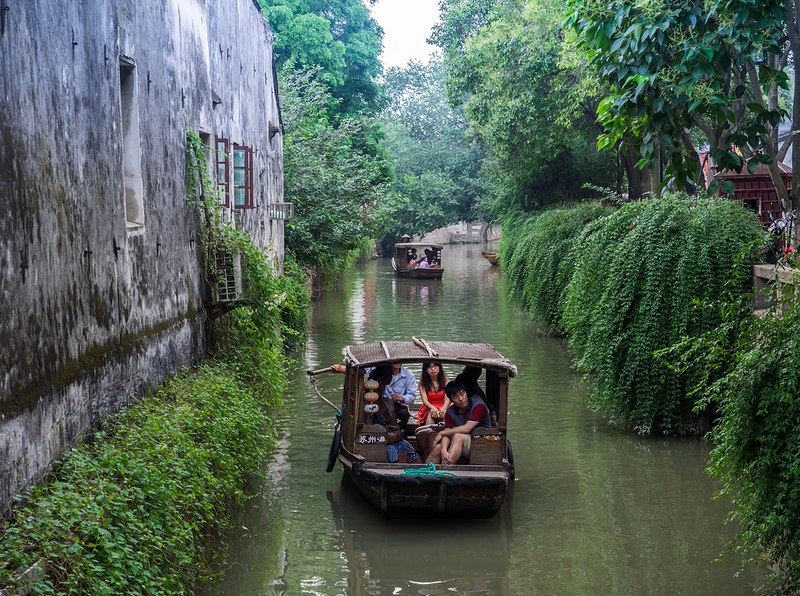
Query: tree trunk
[{"left": 621, "top": 140, "right": 660, "bottom": 199}]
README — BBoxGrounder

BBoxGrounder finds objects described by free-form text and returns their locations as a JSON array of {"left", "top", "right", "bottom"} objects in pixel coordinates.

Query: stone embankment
[{"left": 753, "top": 263, "right": 800, "bottom": 316}]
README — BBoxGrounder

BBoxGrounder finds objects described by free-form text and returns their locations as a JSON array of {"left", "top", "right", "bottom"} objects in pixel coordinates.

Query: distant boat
[
  {"left": 391, "top": 242, "right": 444, "bottom": 279},
  {"left": 482, "top": 251, "right": 499, "bottom": 266},
  {"left": 309, "top": 338, "right": 518, "bottom": 517}
]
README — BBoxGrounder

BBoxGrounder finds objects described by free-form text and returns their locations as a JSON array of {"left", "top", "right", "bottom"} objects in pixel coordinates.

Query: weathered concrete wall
[{"left": 0, "top": 0, "right": 284, "bottom": 513}]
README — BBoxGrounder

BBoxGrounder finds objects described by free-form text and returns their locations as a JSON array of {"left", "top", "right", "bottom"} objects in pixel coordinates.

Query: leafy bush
[
  {"left": 0, "top": 363, "right": 275, "bottom": 594},
  {"left": 664, "top": 268, "right": 800, "bottom": 593},
  {"left": 562, "top": 193, "right": 764, "bottom": 433},
  {"left": 499, "top": 202, "right": 615, "bottom": 333},
  {"left": 280, "top": 69, "right": 391, "bottom": 273}
]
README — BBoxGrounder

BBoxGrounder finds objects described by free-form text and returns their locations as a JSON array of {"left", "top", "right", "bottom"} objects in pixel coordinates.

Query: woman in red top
[{"left": 417, "top": 361, "right": 449, "bottom": 425}]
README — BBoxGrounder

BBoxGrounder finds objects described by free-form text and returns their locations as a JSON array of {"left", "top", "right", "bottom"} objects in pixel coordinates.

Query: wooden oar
[
  {"left": 411, "top": 336, "right": 439, "bottom": 357},
  {"left": 308, "top": 374, "right": 342, "bottom": 414},
  {"left": 307, "top": 366, "right": 336, "bottom": 376}
]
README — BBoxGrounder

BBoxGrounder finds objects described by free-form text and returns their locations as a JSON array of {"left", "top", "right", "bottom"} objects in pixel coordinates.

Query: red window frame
[{"left": 215, "top": 136, "right": 230, "bottom": 207}]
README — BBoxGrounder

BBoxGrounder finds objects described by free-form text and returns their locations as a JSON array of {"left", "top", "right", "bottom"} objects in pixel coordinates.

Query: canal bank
[{"left": 220, "top": 244, "right": 762, "bottom": 595}]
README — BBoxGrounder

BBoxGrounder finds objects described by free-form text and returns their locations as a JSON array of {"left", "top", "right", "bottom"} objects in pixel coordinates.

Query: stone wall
[
  {"left": 753, "top": 263, "right": 800, "bottom": 315},
  {"left": 0, "top": 0, "right": 284, "bottom": 513},
  {"left": 416, "top": 222, "right": 502, "bottom": 244}
]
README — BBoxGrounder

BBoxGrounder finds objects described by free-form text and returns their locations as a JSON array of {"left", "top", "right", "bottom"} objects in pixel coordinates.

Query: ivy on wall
[{"left": 185, "top": 130, "right": 310, "bottom": 347}]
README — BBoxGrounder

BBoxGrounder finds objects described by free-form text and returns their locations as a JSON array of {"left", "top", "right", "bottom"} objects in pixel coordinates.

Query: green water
[{"left": 219, "top": 244, "right": 762, "bottom": 595}]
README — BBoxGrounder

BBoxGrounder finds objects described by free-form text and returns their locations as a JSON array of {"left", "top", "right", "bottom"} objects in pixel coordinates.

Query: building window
[
  {"left": 215, "top": 136, "right": 230, "bottom": 207},
  {"left": 232, "top": 144, "right": 254, "bottom": 209},
  {"left": 119, "top": 56, "right": 145, "bottom": 231}
]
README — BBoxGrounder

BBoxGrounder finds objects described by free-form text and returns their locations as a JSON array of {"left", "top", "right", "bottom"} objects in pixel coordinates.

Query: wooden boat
[
  {"left": 391, "top": 242, "right": 444, "bottom": 279},
  {"left": 482, "top": 250, "right": 499, "bottom": 266},
  {"left": 309, "top": 338, "right": 518, "bottom": 517}
]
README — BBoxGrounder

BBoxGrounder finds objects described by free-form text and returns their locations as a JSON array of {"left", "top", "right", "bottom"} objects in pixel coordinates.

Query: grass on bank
[{"left": 0, "top": 263, "right": 309, "bottom": 595}]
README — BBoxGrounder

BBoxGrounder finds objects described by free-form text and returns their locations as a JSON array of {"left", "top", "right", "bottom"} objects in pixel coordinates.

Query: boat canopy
[
  {"left": 341, "top": 340, "right": 517, "bottom": 377},
  {"left": 394, "top": 242, "right": 444, "bottom": 250}
]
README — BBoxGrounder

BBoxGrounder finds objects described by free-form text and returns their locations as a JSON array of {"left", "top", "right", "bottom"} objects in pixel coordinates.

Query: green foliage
[
  {"left": 0, "top": 361, "right": 277, "bottom": 594},
  {"left": 565, "top": 0, "right": 788, "bottom": 191},
  {"left": 662, "top": 266, "right": 800, "bottom": 593},
  {"left": 185, "top": 131, "right": 310, "bottom": 347},
  {"left": 381, "top": 58, "right": 489, "bottom": 239},
  {"left": 0, "top": 132, "right": 310, "bottom": 594},
  {"left": 562, "top": 194, "right": 763, "bottom": 433},
  {"left": 280, "top": 69, "right": 391, "bottom": 272},
  {"left": 258, "top": 0, "right": 384, "bottom": 115},
  {"left": 432, "top": 0, "right": 619, "bottom": 211},
  {"left": 499, "top": 202, "right": 614, "bottom": 333}
]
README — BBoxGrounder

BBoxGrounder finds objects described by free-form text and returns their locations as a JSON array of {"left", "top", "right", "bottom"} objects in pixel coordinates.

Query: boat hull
[
  {"left": 482, "top": 251, "right": 499, "bottom": 266},
  {"left": 340, "top": 452, "right": 510, "bottom": 517},
  {"left": 394, "top": 267, "right": 444, "bottom": 279}
]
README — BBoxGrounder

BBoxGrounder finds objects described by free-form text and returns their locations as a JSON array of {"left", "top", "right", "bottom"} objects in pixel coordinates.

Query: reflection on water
[
  {"left": 327, "top": 478, "right": 511, "bottom": 594},
  {"left": 391, "top": 278, "right": 443, "bottom": 308},
  {"left": 219, "top": 244, "right": 763, "bottom": 595}
]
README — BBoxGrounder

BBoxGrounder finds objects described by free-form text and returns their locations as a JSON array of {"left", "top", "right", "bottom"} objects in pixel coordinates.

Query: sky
[{"left": 369, "top": 0, "right": 441, "bottom": 69}]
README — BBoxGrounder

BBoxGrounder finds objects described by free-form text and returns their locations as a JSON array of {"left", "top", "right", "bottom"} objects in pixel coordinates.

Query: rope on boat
[{"left": 401, "top": 462, "right": 456, "bottom": 477}]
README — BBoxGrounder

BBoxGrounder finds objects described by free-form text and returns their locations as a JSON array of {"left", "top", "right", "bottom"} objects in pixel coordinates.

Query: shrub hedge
[
  {"left": 502, "top": 194, "right": 764, "bottom": 433},
  {"left": 562, "top": 194, "right": 763, "bottom": 433},
  {"left": 665, "top": 268, "right": 800, "bottom": 593},
  {"left": 502, "top": 194, "right": 800, "bottom": 590},
  {"left": 0, "top": 362, "right": 276, "bottom": 594},
  {"left": 498, "top": 202, "right": 614, "bottom": 333}
]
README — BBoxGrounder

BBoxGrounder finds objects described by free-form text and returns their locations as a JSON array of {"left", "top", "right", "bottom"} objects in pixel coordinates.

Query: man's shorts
[{"left": 459, "top": 434, "right": 472, "bottom": 458}]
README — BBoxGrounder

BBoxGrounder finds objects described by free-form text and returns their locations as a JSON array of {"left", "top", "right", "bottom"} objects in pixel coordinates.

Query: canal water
[{"left": 220, "top": 244, "right": 762, "bottom": 595}]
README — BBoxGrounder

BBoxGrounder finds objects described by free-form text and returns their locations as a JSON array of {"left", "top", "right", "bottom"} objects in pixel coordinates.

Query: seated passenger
[
  {"left": 406, "top": 249, "right": 417, "bottom": 269},
  {"left": 417, "top": 361, "right": 449, "bottom": 426},
  {"left": 415, "top": 256, "right": 431, "bottom": 269},
  {"left": 420, "top": 380, "right": 492, "bottom": 465}
]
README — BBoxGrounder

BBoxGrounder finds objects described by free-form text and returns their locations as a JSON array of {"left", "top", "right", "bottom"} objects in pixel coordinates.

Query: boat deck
[{"left": 357, "top": 462, "right": 509, "bottom": 479}]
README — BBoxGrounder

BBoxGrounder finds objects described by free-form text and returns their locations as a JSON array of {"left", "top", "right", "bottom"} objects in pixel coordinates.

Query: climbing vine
[
  {"left": 0, "top": 132, "right": 310, "bottom": 594},
  {"left": 499, "top": 202, "right": 614, "bottom": 334},
  {"left": 660, "top": 258, "right": 800, "bottom": 593},
  {"left": 185, "top": 130, "right": 309, "bottom": 347},
  {"left": 562, "top": 194, "right": 764, "bottom": 433}
]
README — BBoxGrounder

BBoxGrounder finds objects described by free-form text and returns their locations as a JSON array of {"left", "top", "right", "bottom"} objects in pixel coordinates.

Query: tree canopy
[
  {"left": 381, "top": 58, "right": 488, "bottom": 240},
  {"left": 259, "top": 0, "right": 385, "bottom": 115},
  {"left": 431, "top": 0, "right": 620, "bottom": 210},
  {"left": 280, "top": 69, "right": 390, "bottom": 269},
  {"left": 566, "top": 0, "right": 791, "bottom": 200}
]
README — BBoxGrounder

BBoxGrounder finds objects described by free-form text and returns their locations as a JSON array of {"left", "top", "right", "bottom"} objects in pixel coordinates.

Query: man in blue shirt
[{"left": 383, "top": 362, "right": 417, "bottom": 430}]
